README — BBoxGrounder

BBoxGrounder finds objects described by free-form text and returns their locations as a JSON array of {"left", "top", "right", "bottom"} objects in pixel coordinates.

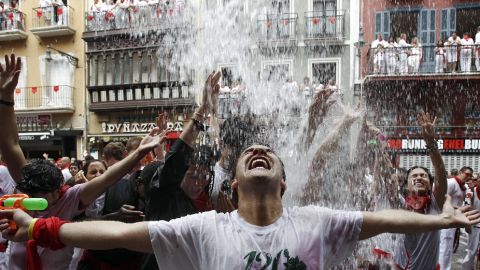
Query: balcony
[
  {"left": 365, "top": 44, "right": 480, "bottom": 81},
  {"left": 13, "top": 85, "right": 75, "bottom": 113},
  {"left": 304, "top": 10, "right": 345, "bottom": 44},
  {"left": 217, "top": 92, "right": 246, "bottom": 119},
  {"left": 83, "top": 4, "right": 189, "bottom": 40},
  {"left": 88, "top": 83, "right": 195, "bottom": 112},
  {"left": 257, "top": 13, "right": 298, "bottom": 49},
  {"left": 30, "top": 6, "right": 75, "bottom": 37},
  {"left": 0, "top": 9, "right": 27, "bottom": 41}
]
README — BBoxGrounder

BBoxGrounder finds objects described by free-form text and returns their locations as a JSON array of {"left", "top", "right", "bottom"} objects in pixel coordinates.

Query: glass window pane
[
  {"left": 114, "top": 53, "right": 121, "bottom": 85},
  {"left": 106, "top": 55, "right": 114, "bottom": 85},
  {"left": 151, "top": 55, "right": 158, "bottom": 83},
  {"left": 375, "top": 13, "right": 381, "bottom": 34},
  {"left": 124, "top": 56, "right": 131, "bottom": 84},
  {"left": 98, "top": 58, "right": 105, "bottom": 86},
  {"left": 429, "top": 10, "right": 435, "bottom": 30},
  {"left": 421, "top": 11, "right": 427, "bottom": 30},
  {"left": 89, "top": 57, "right": 96, "bottom": 86},
  {"left": 132, "top": 53, "right": 141, "bottom": 83},
  {"left": 441, "top": 10, "right": 447, "bottom": 29},
  {"left": 141, "top": 54, "right": 149, "bottom": 83},
  {"left": 450, "top": 11, "right": 455, "bottom": 30}
]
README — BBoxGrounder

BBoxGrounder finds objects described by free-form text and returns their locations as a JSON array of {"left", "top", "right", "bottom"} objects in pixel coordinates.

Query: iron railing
[
  {"left": 366, "top": 44, "right": 480, "bottom": 75},
  {"left": 32, "top": 5, "right": 73, "bottom": 28},
  {"left": 85, "top": 4, "right": 186, "bottom": 32},
  {"left": 304, "top": 10, "right": 345, "bottom": 40},
  {"left": 13, "top": 85, "right": 74, "bottom": 111},
  {"left": 89, "top": 84, "right": 192, "bottom": 103},
  {"left": 0, "top": 9, "right": 26, "bottom": 31},
  {"left": 257, "top": 13, "right": 298, "bottom": 41}
]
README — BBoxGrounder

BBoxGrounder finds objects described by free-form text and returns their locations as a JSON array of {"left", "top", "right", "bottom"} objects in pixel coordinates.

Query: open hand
[
  {"left": 202, "top": 71, "right": 221, "bottom": 115},
  {"left": 442, "top": 195, "right": 480, "bottom": 228},
  {"left": 0, "top": 54, "right": 21, "bottom": 103},
  {"left": 138, "top": 127, "right": 168, "bottom": 155},
  {"left": 417, "top": 112, "right": 436, "bottom": 143}
]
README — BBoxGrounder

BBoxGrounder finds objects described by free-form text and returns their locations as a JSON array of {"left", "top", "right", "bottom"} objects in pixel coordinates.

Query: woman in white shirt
[{"left": 408, "top": 37, "right": 422, "bottom": 73}]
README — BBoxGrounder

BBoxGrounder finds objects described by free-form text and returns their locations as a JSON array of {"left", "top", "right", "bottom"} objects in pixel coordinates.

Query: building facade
[
  {"left": 361, "top": 0, "right": 480, "bottom": 171},
  {"left": 0, "top": 0, "right": 85, "bottom": 160}
]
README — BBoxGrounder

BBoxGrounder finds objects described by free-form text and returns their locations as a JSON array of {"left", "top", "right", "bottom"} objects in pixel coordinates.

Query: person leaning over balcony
[
  {"left": 371, "top": 34, "right": 388, "bottom": 74},
  {"left": 460, "top": 32, "right": 474, "bottom": 72},
  {"left": 445, "top": 32, "right": 461, "bottom": 73},
  {"left": 0, "top": 54, "right": 167, "bottom": 270},
  {"left": 385, "top": 36, "right": 398, "bottom": 74}
]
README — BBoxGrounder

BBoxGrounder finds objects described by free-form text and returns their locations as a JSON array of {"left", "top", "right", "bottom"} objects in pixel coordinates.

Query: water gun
[{"left": 0, "top": 194, "right": 48, "bottom": 230}]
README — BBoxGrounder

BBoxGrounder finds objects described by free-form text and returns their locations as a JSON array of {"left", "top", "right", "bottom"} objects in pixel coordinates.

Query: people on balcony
[
  {"left": 117, "top": 0, "right": 130, "bottom": 29},
  {"left": 397, "top": 33, "right": 410, "bottom": 75},
  {"left": 445, "top": 32, "right": 461, "bottom": 73},
  {"left": 385, "top": 36, "right": 398, "bottom": 75},
  {"left": 435, "top": 40, "right": 446, "bottom": 73},
  {"left": 53, "top": 0, "right": 66, "bottom": 26},
  {"left": 371, "top": 34, "right": 388, "bottom": 74},
  {"left": 0, "top": 1, "right": 5, "bottom": 30},
  {"left": 408, "top": 37, "right": 422, "bottom": 74},
  {"left": 475, "top": 27, "right": 480, "bottom": 72},
  {"left": 460, "top": 32, "right": 474, "bottom": 73}
]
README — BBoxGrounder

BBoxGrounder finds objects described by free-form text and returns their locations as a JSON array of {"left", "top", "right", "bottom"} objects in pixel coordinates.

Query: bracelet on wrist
[
  {"left": 28, "top": 218, "right": 39, "bottom": 240},
  {"left": 0, "top": 99, "right": 14, "bottom": 107},
  {"left": 425, "top": 140, "right": 438, "bottom": 152}
]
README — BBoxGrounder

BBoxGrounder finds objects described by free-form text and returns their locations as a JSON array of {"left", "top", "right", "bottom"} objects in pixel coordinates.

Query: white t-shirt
[
  {"left": 62, "top": 168, "right": 72, "bottom": 182},
  {"left": 0, "top": 165, "right": 15, "bottom": 196},
  {"left": 447, "top": 178, "right": 466, "bottom": 207},
  {"left": 149, "top": 206, "right": 362, "bottom": 269}
]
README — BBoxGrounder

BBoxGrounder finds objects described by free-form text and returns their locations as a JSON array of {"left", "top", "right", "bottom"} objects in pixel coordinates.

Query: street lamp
[{"left": 46, "top": 44, "right": 79, "bottom": 68}]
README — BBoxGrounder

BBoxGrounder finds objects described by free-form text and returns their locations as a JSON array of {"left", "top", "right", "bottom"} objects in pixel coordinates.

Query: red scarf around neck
[
  {"left": 454, "top": 176, "right": 466, "bottom": 191},
  {"left": 405, "top": 195, "right": 431, "bottom": 214}
]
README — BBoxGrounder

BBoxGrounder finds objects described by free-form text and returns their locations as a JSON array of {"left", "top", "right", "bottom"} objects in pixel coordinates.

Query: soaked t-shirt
[
  {"left": 9, "top": 184, "right": 86, "bottom": 270},
  {"left": 149, "top": 206, "right": 362, "bottom": 270},
  {"left": 395, "top": 195, "right": 441, "bottom": 270}
]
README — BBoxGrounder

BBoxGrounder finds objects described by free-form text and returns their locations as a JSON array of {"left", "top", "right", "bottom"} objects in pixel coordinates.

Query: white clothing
[
  {"left": 462, "top": 187, "right": 480, "bottom": 270},
  {"left": 435, "top": 47, "right": 445, "bottom": 73},
  {"left": 372, "top": 39, "right": 387, "bottom": 74},
  {"left": 397, "top": 39, "right": 410, "bottom": 74},
  {"left": 439, "top": 178, "right": 466, "bottom": 270},
  {"left": 148, "top": 207, "right": 362, "bottom": 269},
  {"left": 475, "top": 33, "right": 480, "bottom": 71},
  {"left": 0, "top": 165, "right": 15, "bottom": 196},
  {"left": 408, "top": 45, "right": 422, "bottom": 73},
  {"left": 62, "top": 168, "right": 72, "bottom": 182},
  {"left": 460, "top": 38, "right": 474, "bottom": 72},
  {"left": 211, "top": 162, "right": 232, "bottom": 208},
  {"left": 446, "top": 37, "right": 460, "bottom": 63},
  {"left": 385, "top": 43, "right": 397, "bottom": 74}
]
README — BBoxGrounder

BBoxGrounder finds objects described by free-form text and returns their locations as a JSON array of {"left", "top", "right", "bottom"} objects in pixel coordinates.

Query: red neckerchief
[
  {"left": 454, "top": 176, "right": 466, "bottom": 191},
  {"left": 476, "top": 187, "right": 480, "bottom": 202},
  {"left": 59, "top": 185, "right": 70, "bottom": 198},
  {"left": 192, "top": 192, "right": 213, "bottom": 212},
  {"left": 405, "top": 195, "right": 431, "bottom": 214}
]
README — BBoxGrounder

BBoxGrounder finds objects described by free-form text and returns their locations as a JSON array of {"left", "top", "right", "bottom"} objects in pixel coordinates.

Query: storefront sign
[
  {"left": 387, "top": 139, "right": 480, "bottom": 153},
  {"left": 101, "top": 122, "right": 184, "bottom": 134},
  {"left": 16, "top": 114, "right": 52, "bottom": 126}
]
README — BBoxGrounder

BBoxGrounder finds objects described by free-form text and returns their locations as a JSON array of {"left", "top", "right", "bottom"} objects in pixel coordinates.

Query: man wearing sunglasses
[{"left": 439, "top": 165, "right": 473, "bottom": 270}]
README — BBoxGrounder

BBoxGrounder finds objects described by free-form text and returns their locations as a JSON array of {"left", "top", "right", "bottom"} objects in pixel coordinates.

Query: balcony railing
[
  {"left": 84, "top": 4, "right": 187, "bottom": 32},
  {"left": 31, "top": 6, "right": 75, "bottom": 37},
  {"left": 257, "top": 13, "right": 298, "bottom": 42},
  {"left": 304, "top": 10, "right": 345, "bottom": 41},
  {"left": 88, "top": 83, "right": 195, "bottom": 111},
  {"left": 366, "top": 44, "right": 480, "bottom": 76},
  {"left": 0, "top": 9, "right": 27, "bottom": 41},
  {"left": 13, "top": 85, "right": 75, "bottom": 112}
]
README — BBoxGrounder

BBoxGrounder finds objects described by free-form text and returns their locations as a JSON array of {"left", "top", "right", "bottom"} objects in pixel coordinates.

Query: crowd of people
[
  {"left": 0, "top": 54, "right": 479, "bottom": 269},
  {"left": 370, "top": 28, "right": 480, "bottom": 75},
  {"left": 86, "top": 0, "right": 186, "bottom": 31}
]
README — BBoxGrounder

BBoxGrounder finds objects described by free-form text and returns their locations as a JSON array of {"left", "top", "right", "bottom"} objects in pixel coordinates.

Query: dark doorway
[
  {"left": 456, "top": 8, "right": 480, "bottom": 37},
  {"left": 390, "top": 11, "right": 420, "bottom": 42}
]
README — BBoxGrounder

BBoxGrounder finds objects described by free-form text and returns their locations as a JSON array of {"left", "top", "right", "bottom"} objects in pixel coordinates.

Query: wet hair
[
  {"left": 231, "top": 146, "right": 287, "bottom": 205},
  {"left": 406, "top": 166, "right": 434, "bottom": 185},
  {"left": 103, "top": 142, "right": 125, "bottom": 161},
  {"left": 17, "top": 159, "right": 64, "bottom": 195},
  {"left": 460, "top": 166, "right": 473, "bottom": 173},
  {"left": 188, "top": 145, "right": 215, "bottom": 196},
  {"left": 450, "top": 168, "right": 459, "bottom": 176}
]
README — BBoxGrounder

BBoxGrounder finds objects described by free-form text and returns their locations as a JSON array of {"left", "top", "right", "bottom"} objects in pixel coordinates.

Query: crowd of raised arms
[{"left": 0, "top": 54, "right": 478, "bottom": 270}]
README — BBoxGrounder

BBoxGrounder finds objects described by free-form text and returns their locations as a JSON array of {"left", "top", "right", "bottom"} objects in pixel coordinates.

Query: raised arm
[
  {"left": 180, "top": 71, "right": 221, "bottom": 147},
  {"left": 80, "top": 128, "right": 167, "bottom": 206},
  {"left": 418, "top": 112, "right": 448, "bottom": 208},
  {"left": 359, "top": 195, "right": 480, "bottom": 240},
  {"left": 304, "top": 89, "right": 336, "bottom": 151},
  {"left": 0, "top": 54, "right": 26, "bottom": 182},
  {"left": 0, "top": 209, "right": 153, "bottom": 253}
]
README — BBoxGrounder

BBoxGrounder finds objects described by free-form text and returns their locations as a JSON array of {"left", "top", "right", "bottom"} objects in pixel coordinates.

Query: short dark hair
[
  {"left": 82, "top": 159, "right": 107, "bottom": 174},
  {"left": 126, "top": 137, "right": 142, "bottom": 153},
  {"left": 231, "top": 146, "right": 287, "bottom": 205},
  {"left": 460, "top": 166, "right": 474, "bottom": 173},
  {"left": 17, "top": 159, "right": 64, "bottom": 195},
  {"left": 103, "top": 142, "right": 125, "bottom": 161}
]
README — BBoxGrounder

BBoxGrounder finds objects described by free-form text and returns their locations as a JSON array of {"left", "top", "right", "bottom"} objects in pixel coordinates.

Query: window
[
  {"left": 262, "top": 60, "right": 292, "bottom": 82},
  {"left": 217, "top": 64, "right": 240, "bottom": 88},
  {"left": 272, "top": 0, "right": 290, "bottom": 13},
  {"left": 39, "top": 54, "right": 74, "bottom": 108},
  {"left": 113, "top": 53, "right": 122, "bottom": 85},
  {"left": 308, "top": 58, "right": 340, "bottom": 85}
]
